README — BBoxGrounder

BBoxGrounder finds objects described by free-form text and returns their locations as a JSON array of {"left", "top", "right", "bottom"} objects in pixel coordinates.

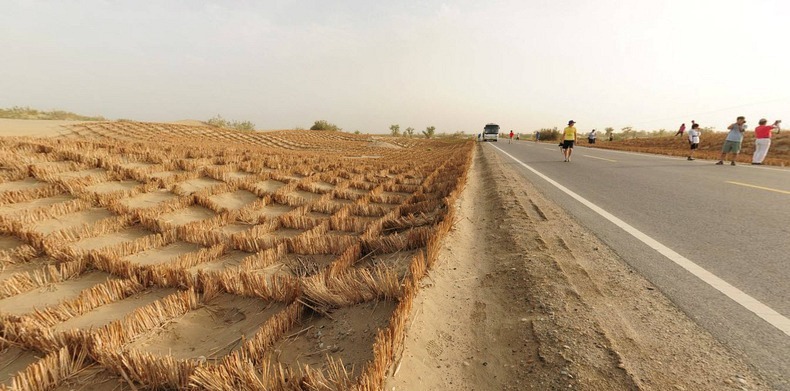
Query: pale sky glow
[{"left": 1, "top": 1, "right": 788, "bottom": 133}]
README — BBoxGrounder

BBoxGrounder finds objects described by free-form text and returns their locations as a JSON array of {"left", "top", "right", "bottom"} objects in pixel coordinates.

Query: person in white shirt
[{"left": 687, "top": 123, "right": 701, "bottom": 161}]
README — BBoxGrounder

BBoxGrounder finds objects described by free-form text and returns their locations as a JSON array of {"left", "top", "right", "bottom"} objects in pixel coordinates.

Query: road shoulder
[{"left": 385, "top": 144, "right": 769, "bottom": 390}]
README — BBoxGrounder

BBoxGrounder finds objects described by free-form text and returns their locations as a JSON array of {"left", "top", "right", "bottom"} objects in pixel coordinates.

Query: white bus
[{"left": 482, "top": 123, "right": 500, "bottom": 142}]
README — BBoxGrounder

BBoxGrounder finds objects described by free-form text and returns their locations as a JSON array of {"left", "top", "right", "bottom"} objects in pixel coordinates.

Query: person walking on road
[
  {"left": 562, "top": 120, "right": 577, "bottom": 162},
  {"left": 716, "top": 116, "right": 747, "bottom": 165},
  {"left": 509, "top": 130, "right": 514, "bottom": 144},
  {"left": 588, "top": 129, "right": 597, "bottom": 144},
  {"left": 535, "top": 131, "right": 540, "bottom": 143},
  {"left": 675, "top": 123, "right": 686, "bottom": 137},
  {"left": 751, "top": 119, "right": 781, "bottom": 165},
  {"left": 687, "top": 123, "right": 701, "bottom": 160}
]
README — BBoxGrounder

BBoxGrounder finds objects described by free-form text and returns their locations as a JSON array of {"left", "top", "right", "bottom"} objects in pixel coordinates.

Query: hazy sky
[{"left": 2, "top": 1, "right": 788, "bottom": 134}]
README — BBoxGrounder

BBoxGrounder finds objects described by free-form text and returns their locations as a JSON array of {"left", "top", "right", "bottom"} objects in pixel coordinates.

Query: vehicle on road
[{"left": 483, "top": 123, "right": 500, "bottom": 142}]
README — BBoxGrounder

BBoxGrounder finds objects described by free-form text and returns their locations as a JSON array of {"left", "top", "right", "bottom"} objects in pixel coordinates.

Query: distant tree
[
  {"left": 207, "top": 115, "right": 229, "bottom": 128},
  {"left": 310, "top": 120, "right": 341, "bottom": 131},
  {"left": 207, "top": 115, "right": 255, "bottom": 131},
  {"left": 604, "top": 127, "right": 614, "bottom": 137},
  {"left": 405, "top": 127, "right": 415, "bottom": 138},
  {"left": 656, "top": 128, "right": 667, "bottom": 136},
  {"left": 232, "top": 120, "right": 255, "bottom": 131},
  {"left": 422, "top": 126, "right": 436, "bottom": 139},
  {"left": 389, "top": 124, "right": 400, "bottom": 137},
  {"left": 621, "top": 126, "right": 634, "bottom": 139},
  {"left": 354, "top": 130, "right": 361, "bottom": 135}
]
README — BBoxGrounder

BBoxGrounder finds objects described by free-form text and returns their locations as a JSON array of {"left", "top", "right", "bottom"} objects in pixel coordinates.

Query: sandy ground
[
  {"left": 0, "top": 119, "right": 79, "bottom": 137},
  {"left": 385, "top": 145, "right": 770, "bottom": 390}
]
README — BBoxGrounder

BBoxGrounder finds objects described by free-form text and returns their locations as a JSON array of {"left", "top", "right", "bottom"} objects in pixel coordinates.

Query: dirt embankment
[{"left": 386, "top": 145, "right": 770, "bottom": 390}]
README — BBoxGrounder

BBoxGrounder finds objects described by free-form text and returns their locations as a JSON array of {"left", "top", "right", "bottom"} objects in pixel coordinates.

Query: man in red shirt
[
  {"left": 509, "top": 130, "right": 514, "bottom": 144},
  {"left": 751, "top": 118, "right": 781, "bottom": 165}
]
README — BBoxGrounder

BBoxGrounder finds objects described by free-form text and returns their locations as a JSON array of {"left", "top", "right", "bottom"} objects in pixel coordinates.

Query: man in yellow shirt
[{"left": 562, "top": 120, "right": 577, "bottom": 162}]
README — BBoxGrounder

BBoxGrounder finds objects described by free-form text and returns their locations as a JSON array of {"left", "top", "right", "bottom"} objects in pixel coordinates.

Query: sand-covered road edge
[{"left": 385, "top": 145, "right": 770, "bottom": 390}]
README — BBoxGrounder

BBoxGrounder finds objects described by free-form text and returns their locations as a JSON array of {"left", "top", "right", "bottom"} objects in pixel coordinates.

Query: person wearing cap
[
  {"left": 751, "top": 118, "right": 781, "bottom": 165},
  {"left": 562, "top": 120, "right": 577, "bottom": 162},
  {"left": 716, "top": 116, "right": 747, "bottom": 166}
]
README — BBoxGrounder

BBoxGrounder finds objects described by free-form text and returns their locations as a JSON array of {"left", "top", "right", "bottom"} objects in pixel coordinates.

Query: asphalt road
[{"left": 486, "top": 139, "right": 790, "bottom": 389}]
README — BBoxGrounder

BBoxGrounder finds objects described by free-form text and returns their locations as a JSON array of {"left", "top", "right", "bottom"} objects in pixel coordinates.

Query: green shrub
[
  {"left": 0, "top": 106, "right": 105, "bottom": 121},
  {"left": 207, "top": 114, "right": 255, "bottom": 131},
  {"left": 310, "top": 120, "right": 341, "bottom": 131}
]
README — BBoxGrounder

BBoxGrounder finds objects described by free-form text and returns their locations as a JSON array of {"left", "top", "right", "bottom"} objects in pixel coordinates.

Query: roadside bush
[{"left": 538, "top": 127, "right": 560, "bottom": 141}]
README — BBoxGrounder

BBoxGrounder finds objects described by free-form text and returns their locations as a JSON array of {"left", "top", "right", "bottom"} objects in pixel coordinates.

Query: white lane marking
[
  {"left": 490, "top": 143, "right": 790, "bottom": 337},
  {"left": 543, "top": 147, "right": 558, "bottom": 151},
  {"left": 726, "top": 181, "right": 790, "bottom": 195},
  {"left": 582, "top": 154, "right": 617, "bottom": 162}
]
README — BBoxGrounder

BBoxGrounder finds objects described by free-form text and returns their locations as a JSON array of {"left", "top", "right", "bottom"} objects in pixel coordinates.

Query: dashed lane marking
[
  {"left": 582, "top": 154, "right": 617, "bottom": 162},
  {"left": 726, "top": 181, "right": 790, "bottom": 195},
  {"left": 490, "top": 143, "right": 790, "bottom": 337}
]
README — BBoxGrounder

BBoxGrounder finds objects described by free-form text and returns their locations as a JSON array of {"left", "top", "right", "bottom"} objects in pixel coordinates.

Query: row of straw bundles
[
  {"left": 0, "top": 183, "right": 63, "bottom": 207},
  {"left": 0, "top": 346, "right": 87, "bottom": 391},
  {"left": 96, "top": 293, "right": 299, "bottom": 389},
  {"left": 0, "top": 258, "right": 87, "bottom": 300},
  {"left": 8, "top": 277, "right": 144, "bottom": 352}
]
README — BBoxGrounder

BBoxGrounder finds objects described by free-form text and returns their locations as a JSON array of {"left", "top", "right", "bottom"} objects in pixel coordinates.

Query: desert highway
[{"left": 487, "top": 141, "right": 790, "bottom": 389}]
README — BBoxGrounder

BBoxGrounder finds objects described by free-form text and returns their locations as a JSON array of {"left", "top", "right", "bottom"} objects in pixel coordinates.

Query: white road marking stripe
[
  {"left": 726, "top": 181, "right": 790, "bottom": 195},
  {"left": 582, "top": 154, "right": 617, "bottom": 162},
  {"left": 490, "top": 144, "right": 790, "bottom": 337}
]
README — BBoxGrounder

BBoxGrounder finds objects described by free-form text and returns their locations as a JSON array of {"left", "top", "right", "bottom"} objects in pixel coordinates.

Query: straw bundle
[
  {"left": 232, "top": 301, "right": 303, "bottom": 366},
  {"left": 166, "top": 243, "right": 226, "bottom": 270},
  {"left": 302, "top": 267, "right": 401, "bottom": 309},
  {"left": 28, "top": 161, "right": 88, "bottom": 181},
  {"left": 238, "top": 243, "right": 288, "bottom": 270},
  {"left": 0, "top": 183, "right": 62, "bottom": 207},
  {"left": 0, "top": 258, "right": 87, "bottom": 300},
  {"left": 360, "top": 226, "right": 433, "bottom": 255},
  {"left": 100, "top": 348, "right": 197, "bottom": 390},
  {"left": 116, "top": 192, "right": 192, "bottom": 219},
  {"left": 288, "top": 231, "right": 353, "bottom": 257},
  {"left": 40, "top": 214, "right": 136, "bottom": 254},
  {"left": 207, "top": 271, "right": 301, "bottom": 302},
  {"left": 0, "top": 346, "right": 88, "bottom": 391},
  {"left": 0, "top": 242, "right": 38, "bottom": 266},
  {"left": 9, "top": 198, "right": 92, "bottom": 227},
  {"left": 326, "top": 243, "right": 362, "bottom": 277},
  {"left": 92, "top": 288, "right": 199, "bottom": 351},
  {"left": 15, "top": 278, "right": 144, "bottom": 351},
  {"left": 150, "top": 169, "right": 200, "bottom": 188}
]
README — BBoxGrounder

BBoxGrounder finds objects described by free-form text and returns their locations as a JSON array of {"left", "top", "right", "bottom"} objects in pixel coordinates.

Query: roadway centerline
[
  {"left": 582, "top": 154, "right": 617, "bottom": 162},
  {"left": 489, "top": 143, "right": 790, "bottom": 337},
  {"left": 726, "top": 181, "right": 790, "bottom": 195}
]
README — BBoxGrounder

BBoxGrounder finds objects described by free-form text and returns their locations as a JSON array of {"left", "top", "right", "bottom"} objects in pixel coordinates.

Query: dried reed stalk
[
  {"left": 0, "top": 183, "right": 63, "bottom": 207},
  {"left": 0, "top": 346, "right": 88, "bottom": 391},
  {"left": 302, "top": 267, "right": 401, "bottom": 309},
  {"left": 10, "top": 198, "right": 92, "bottom": 227},
  {"left": 0, "top": 259, "right": 87, "bottom": 300}
]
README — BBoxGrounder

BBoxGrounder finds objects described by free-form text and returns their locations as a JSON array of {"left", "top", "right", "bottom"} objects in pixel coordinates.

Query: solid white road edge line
[{"left": 490, "top": 143, "right": 790, "bottom": 337}]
